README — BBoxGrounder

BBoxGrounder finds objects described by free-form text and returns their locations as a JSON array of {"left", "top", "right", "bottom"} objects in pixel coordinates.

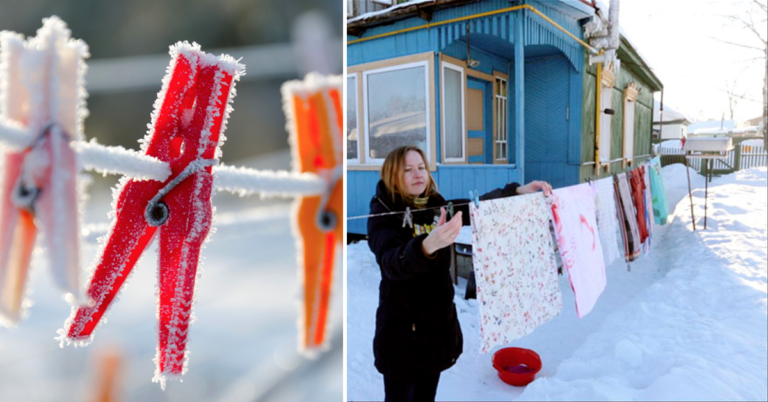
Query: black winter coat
[{"left": 367, "top": 180, "right": 519, "bottom": 378}]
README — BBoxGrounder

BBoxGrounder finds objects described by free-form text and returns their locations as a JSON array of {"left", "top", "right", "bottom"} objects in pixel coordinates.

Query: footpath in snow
[{"left": 347, "top": 165, "right": 767, "bottom": 401}]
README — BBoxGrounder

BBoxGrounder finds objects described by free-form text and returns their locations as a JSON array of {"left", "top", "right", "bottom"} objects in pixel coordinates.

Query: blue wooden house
[{"left": 346, "top": 0, "right": 663, "bottom": 234}]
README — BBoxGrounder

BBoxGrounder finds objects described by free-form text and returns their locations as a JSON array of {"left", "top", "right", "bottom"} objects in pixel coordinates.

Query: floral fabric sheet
[{"left": 470, "top": 193, "right": 562, "bottom": 353}]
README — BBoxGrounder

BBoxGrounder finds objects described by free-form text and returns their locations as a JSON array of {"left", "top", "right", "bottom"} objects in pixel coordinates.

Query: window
[
  {"left": 599, "top": 86, "right": 613, "bottom": 164},
  {"left": 363, "top": 61, "right": 430, "bottom": 164},
  {"left": 494, "top": 76, "right": 508, "bottom": 161},
  {"left": 622, "top": 82, "right": 639, "bottom": 167},
  {"left": 598, "top": 62, "right": 617, "bottom": 166},
  {"left": 441, "top": 61, "right": 465, "bottom": 162},
  {"left": 347, "top": 75, "right": 358, "bottom": 162}
]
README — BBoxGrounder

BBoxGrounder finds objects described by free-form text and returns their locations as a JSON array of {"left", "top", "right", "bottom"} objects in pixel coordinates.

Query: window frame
[
  {"left": 622, "top": 81, "right": 639, "bottom": 169},
  {"left": 493, "top": 75, "right": 508, "bottom": 163},
  {"left": 346, "top": 73, "right": 360, "bottom": 164},
  {"left": 440, "top": 60, "right": 467, "bottom": 163},
  {"left": 362, "top": 60, "right": 432, "bottom": 166}
]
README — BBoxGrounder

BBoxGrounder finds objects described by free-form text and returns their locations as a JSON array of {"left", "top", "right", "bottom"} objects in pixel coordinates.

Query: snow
[
  {"left": 76, "top": 139, "right": 171, "bottom": 181},
  {"left": 0, "top": 170, "right": 342, "bottom": 401},
  {"left": 688, "top": 120, "right": 737, "bottom": 135},
  {"left": 347, "top": 0, "right": 435, "bottom": 24},
  {"left": 653, "top": 100, "right": 692, "bottom": 124},
  {"left": 659, "top": 139, "right": 683, "bottom": 150},
  {"left": 214, "top": 164, "right": 325, "bottom": 198},
  {"left": 347, "top": 165, "right": 767, "bottom": 401}
]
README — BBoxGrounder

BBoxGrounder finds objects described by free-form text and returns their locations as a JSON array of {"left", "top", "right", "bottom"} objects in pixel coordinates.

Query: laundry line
[{"left": 0, "top": 125, "right": 327, "bottom": 197}]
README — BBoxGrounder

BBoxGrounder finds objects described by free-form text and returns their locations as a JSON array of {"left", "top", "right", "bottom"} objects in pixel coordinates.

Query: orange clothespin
[{"left": 281, "top": 73, "right": 342, "bottom": 354}]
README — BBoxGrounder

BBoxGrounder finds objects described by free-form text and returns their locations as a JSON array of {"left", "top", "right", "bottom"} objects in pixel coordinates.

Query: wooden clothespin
[{"left": 282, "top": 73, "right": 342, "bottom": 356}]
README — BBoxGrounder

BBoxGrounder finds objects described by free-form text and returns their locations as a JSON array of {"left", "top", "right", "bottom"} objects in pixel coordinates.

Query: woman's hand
[
  {"left": 421, "top": 207, "right": 463, "bottom": 256},
  {"left": 516, "top": 180, "right": 553, "bottom": 196}
]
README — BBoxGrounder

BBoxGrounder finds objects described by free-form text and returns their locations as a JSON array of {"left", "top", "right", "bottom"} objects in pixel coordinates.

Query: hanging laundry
[
  {"left": 614, "top": 173, "right": 641, "bottom": 262},
  {"left": 642, "top": 164, "right": 654, "bottom": 253},
  {"left": 551, "top": 183, "right": 606, "bottom": 318},
  {"left": 57, "top": 42, "right": 244, "bottom": 389},
  {"left": 0, "top": 17, "right": 88, "bottom": 325},
  {"left": 629, "top": 167, "right": 649, "bottom": 245},
  {"left": 648, "top": 156, "right": 669, "bottom": 225},
  {"left": 469, "top": 193, "right": 562, "bottom": 353},
  {"left": 281, "top": 74, "right": 342, "bottom": 355},
  {"left": 593, "top": 177, "right": 622, "bottom": 266}
]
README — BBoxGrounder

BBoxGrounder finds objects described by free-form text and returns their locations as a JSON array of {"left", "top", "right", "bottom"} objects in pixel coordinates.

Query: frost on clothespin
[
  {"left": 281, "top": 72, "right": 342, "bottom": 357},
  {"left": 0, "top": 16, "right": 89, "bottom": 326},
  {"left": 402, "top": 206, "right": 413, "bottom": 229},
  {"left": 57, "top": 41, "right": 244, "bottom": 389}
]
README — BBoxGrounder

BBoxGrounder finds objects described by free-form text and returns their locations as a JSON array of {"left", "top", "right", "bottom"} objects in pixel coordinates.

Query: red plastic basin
[{"left": 492, "top": 347, "right": 542, "bottom": 386}]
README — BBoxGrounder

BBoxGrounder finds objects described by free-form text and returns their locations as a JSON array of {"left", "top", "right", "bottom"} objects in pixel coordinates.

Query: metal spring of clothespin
[{"left": 402, "top": 206, "right": 413, "bottom": 228}]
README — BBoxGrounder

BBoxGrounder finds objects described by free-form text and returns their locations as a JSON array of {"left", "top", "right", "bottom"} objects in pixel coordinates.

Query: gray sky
[{"left": 619, "top": 0, "right": 766, "bottom": 123}]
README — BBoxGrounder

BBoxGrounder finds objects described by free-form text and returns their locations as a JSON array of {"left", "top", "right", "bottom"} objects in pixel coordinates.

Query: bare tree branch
[
  {"left": 711, "top": 36, "right": 765, "bottom": 51},
  {"left": 723, "top": 14, "right": 768, "bottom": 45},
  {"left": 751, "top": 0, "right": 767, "bottom": 13}
]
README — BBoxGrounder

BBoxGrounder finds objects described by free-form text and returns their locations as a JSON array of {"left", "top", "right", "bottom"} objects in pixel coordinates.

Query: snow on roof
[
  {"left": 688, "top": 120, "right": 737, "bottom": 134},
  {"left": 348, "top": 0, "right": 595, "bottom": 26},
  {"left": 653, "top": 100, "right": 692, "bottom": 124},
  {"left": 619, "top": 26, "right": 661, "bottom": 81},
  {"left": 347, "top": 0, "right": 435, "bottom": 24}
]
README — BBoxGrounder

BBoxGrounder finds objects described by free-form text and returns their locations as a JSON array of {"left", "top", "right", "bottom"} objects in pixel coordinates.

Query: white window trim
[
  {"left": 346, "top": 74, "right": 360, "bottom": 164},
  {"left": 440, "top": 61, "right": 466, "bottom": 163},
  {"left": 623, "top": 97, "right": 636, "bottom": 163},
  {"left": 494, "top": 76, "right": 508, "bottom": 162},
  {"left": 362, "top": 60, "right": 431, "bottom": 166}
]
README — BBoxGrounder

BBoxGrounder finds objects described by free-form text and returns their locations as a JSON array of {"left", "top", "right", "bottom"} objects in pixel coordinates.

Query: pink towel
[{"left": 551, "top": 184, "right": 606, "bottom": 318}]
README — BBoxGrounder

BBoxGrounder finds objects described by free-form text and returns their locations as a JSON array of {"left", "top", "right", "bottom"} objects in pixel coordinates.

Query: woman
[{"left": 367, "top": 145, "right": 552, "bottom": 401}]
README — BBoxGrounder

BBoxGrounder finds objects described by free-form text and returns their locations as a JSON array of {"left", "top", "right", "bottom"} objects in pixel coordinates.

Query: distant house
[
  {"left": 687, "top": 120, "right": 737, "bottom": 137},
  {"left": 346, "top": 0, "right": 663, "bottom": 234},
  {"left": 653, "top": 101, "right": 691, "bottom": 140}
]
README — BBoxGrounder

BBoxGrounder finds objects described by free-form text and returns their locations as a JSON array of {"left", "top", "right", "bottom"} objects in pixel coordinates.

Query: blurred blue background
[{"left": 0, "top": 1, "right": 343, "bottom": 401}]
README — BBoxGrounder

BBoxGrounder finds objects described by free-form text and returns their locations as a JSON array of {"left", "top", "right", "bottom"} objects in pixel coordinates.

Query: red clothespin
[
  {"left": 0, "top": 17, "right": 89, "bottom": 325},
  {"left": 281, "top": 73, "right": 342, "bottom": 355},
  {"left": 57, "top": 42, "right": 244, "bottom": 388}
]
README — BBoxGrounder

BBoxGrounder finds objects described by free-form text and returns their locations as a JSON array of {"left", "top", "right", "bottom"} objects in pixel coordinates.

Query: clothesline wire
[
  {"left": 346, "top": 201, "right": 475, "bottom": 220},
  {"left": 345, "top": 159, "right": 657, "bottom": 222}
]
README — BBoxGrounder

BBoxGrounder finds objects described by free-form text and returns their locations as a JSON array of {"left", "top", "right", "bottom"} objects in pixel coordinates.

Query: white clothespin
[
  {"left": 402, "top": 206, "right": 413, "bottom": 228},
  {"left": 0, "top": 17, "right": 89, "bottom": 325}
]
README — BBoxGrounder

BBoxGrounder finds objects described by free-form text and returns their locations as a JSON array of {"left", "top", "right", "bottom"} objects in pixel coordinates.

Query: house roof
[
  {"left": 653, "top": 101, "right": 692, "bottom": 125},
  {"left": 617, "top": 33, "right": 663, "bottom": 92},
  {"left": 687, "top": 120, "right": 737, "bottom": 135},
  {"left": 347, "top": 0, "right": 596, "bottom": 34}
]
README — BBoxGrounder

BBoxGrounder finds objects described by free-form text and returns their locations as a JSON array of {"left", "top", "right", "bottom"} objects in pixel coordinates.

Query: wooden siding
[
  {"left": 579, "top": 54, "right": 657, "bottom": 182},
  {"left": 348, "top": 0, "right": 584, "bottom": 72}
]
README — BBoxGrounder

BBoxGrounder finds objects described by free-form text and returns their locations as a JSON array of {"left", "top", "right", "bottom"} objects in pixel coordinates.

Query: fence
[{"left": 659, "top": 141, "right": 767, "bottom": 175}]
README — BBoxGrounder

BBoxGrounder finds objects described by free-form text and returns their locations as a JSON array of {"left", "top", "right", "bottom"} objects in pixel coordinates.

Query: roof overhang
[
  {"left": 618, "top": 34, "right": 663, "bottom": 92},
  {"left": 347, "top": 0, "right": 596, "bottom": 37}
]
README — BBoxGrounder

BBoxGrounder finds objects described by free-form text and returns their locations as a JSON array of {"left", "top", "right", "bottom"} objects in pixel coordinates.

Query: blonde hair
[{"left": 381, "top": 145, "right": 437, "bottom": 204}]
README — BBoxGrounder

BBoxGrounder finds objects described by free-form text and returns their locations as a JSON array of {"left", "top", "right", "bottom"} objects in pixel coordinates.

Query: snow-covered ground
[
  {"left": 0, "top": 150, "right": 342, "bottom": 402},
  {"left": 347, "top": 165, "right": 767, "bottom": 401}
]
